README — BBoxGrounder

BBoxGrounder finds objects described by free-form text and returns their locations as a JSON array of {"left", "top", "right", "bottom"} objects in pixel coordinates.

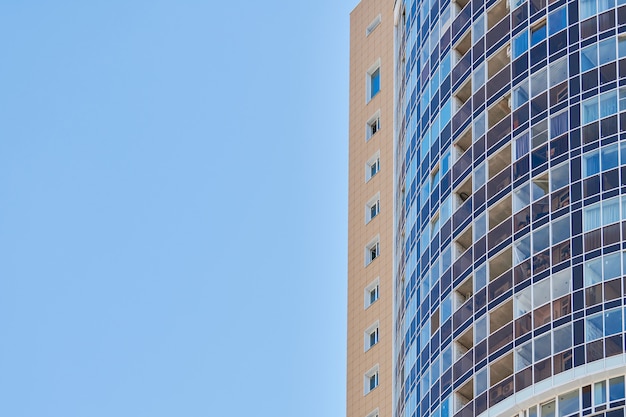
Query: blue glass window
[
  {"left": 601, "top": 143, "right": 619, "bottom": 170},
  {"left": 548, "top": 7, "right": 567, "bottom": 35},
  {"left": 609, "top": 377, "right": 625, "bottom": 401},
  {"left": 581, "top": 96, "right": 599, "bottom": 124},
  {"left": 598, "top": 37, "right": 617, "bottom": 66},
  {"left": 586, "top": 313, "right": 603, "bottom": 341},
  {"left": 580, "top": 0, "right": 597, "bottom": 19},
  {"left": 583, "top": 150, "right": 600, "bottom": 177},
  {"left": 513, "top": 30, "right": 529, "bottom": 58},
  {"left": 531, "top": 22, "right": 546, "bottom": 46},
  {"left": 440, "top": 99, "right": 451, "bottom": 127},
  {"left": 599, "top": 0, "right": 616, "bottom": 13},
  {"left": 580, "top": 44, "right": 598, "bottom": 71},
  {"left": 440, "top": 52, "right": 451, "bottom": 78},
  {"left": 600, "top": 90, "right": 618, "bottom": 118},
  {"left": 370, "top": 68, "right": 380, "bottom": 98}
]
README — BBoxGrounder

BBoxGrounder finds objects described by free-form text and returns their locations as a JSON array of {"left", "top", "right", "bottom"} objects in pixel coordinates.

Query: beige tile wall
[{"left": 348, "top": 1, "right": 395, "bottom": 417}]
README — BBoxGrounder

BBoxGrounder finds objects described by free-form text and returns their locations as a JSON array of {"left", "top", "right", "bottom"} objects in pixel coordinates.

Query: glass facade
[{"left": 393, "top": 0, "right": 626, "bottom": 416}]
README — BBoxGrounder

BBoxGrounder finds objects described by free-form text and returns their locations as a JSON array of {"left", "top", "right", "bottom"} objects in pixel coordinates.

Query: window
[
  {"left": 366, "top": 15, "right": 381, "bottom": 36},
  {"left": 364, "top": 365, "right": 379, "bottom": 394},
  {"left": 366, "top": 194, "right": 381, "bottom": 223},
  {"left": 367, "top": 111, "right": 381, "bottom": 140},
  {"left": 599, "top": 90, "right": 618, "bottom": 118},
  {"left": 365, "top": 237, "right": 380, "bottom": 266},
  {"left": 365, "top": 409, "right": 379, "bottom": 417},
  {"left": 364, "top": 278, "right": 380, "bottom": 308},
  {"left": 512, "top": 81, "right": 529, "bottom": 109},
  {"left": 549, "top": 58, "right": 568, "bottom": 87},
  {"left": 548, "top": 6, "right": 567, "bottom": 35},
  {"left": 580, "top": 0, "right": 597, "bottom": 19},
  {"left": 581, "top": 44, "right": 598, "bottom": 72},
  {"left": 364, "top": 322, "right": 379, "bottom": 351},
  {"left": 550, "top": 111, "right": 568, "bottom": 138},
  {"left": 367, "top": 63, "right": 381, "bottom": 101},
  {"left": 531, "top": 21, "right": 546, "bottom": 46},
  {"left": 366, "top": 152, "right": 380, "bottom": 181},
  {"left": 581, "top": 96, "right": 599, "bottom": 124},
  {"left": 599, "top": 37, "right": 616, "bottom": 65},
  {"left": 619, "top": 36, "right": 626, "bottom": 58},
  {"left": 513, "top": 29, "right": 529, "bottom": 58}
]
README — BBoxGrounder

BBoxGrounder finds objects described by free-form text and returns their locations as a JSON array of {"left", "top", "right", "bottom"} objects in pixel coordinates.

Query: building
[
  {"left": 348, "top": 0, "right": 626, "bottom": 416},
  {"left": 348, "top": 2, "right": 395, "bottom": 417}
]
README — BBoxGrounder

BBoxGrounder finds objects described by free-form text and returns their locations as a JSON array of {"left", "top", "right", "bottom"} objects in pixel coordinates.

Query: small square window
[
  {"left": 364, "top": 322, "right": 380, "bottom": 351},
  {"left": 367, "top": 111, "right": 381, "bottom": 140},
  {"left": 367, "top": 62, "right": 381, "bottom": 102},
  {"left": 366, "top": 194, "right": 381, "bottom": 223},
  {"left": 364, "top": 365, "right": 379, "bottom": 394},
  {"left": 368, "top": 243, "right": 379, "bottom": 263},
  {"left": 365, "top": 236, "right": 380, "bottom": 266},
  {"left": 366, "top": 15, "right": 381, "bottom": 36},
  {"left": 365, "top": 278, "right": 380, "bottom": 308},
  {"left": 366, "top": 152, "right": 381, "bottom": 181}
]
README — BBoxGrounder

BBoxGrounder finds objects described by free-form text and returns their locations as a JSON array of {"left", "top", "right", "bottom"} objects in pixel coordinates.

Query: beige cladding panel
[{"left": 347, "top": 1, "right": 395, "bottom": 417}]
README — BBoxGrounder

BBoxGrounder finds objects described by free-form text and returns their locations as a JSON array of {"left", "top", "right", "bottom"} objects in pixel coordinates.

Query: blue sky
[{"left": 0, "top": 1, "right": 355, "bottom": 416}]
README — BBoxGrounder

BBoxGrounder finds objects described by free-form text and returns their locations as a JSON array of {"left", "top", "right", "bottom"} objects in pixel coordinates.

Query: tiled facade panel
[{"left": 348, "top": 1, "right": 395, "bottom": 417}]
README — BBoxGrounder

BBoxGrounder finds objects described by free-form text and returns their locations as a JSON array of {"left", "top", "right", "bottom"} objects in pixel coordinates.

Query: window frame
[
  {"left": 365, "top": 278, "right": 380, "bottom": 308},
  {"left": 364, "top": 365, "right": 380, "bottom": 394},
  {"left": 367, "top": 60, "right": 381, "bottom": 102}
]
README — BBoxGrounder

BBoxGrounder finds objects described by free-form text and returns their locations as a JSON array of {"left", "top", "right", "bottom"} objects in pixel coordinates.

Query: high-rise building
[{"left": 348, "top": 0, "right": 626, "bottom": 417}]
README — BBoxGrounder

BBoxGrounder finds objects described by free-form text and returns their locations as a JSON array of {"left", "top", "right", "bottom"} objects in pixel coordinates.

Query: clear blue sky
[{"left": 0, "top": 1, "right": 355, "bottom": 416}]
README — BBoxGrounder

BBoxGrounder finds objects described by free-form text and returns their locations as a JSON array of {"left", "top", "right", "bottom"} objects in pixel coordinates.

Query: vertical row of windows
[{"left": 362, "top": 31, "right": 383, "bottom": 408}]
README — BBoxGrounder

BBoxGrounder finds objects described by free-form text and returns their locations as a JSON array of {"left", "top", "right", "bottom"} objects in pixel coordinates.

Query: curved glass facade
[{"left": 393, "top": 0, "right": 626, "bottom": 416}]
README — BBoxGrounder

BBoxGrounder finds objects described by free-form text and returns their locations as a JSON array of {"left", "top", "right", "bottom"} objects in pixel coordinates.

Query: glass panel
[
  {"left": 553, "top": 324, "right": 572, "bottom": 352},
  {"left": 599, "top": 90, "right": 618, "bottom": 118},
  {"left": 605, "top": 308, "right": 623, "bottom": 335},
  {"left": 552, "top": 268, "right": 571, "bottom": 298},
  {"left": 558, "top": 390, "right": 580, "bottom": 417},
  {"left": 533, "top": 226, "right": 550, "bottom": 254},
  {"left": 583, "top": 150, "right": 600, "bottom": 177},
  {"left": 534, "top": 279, "right": 551, "bottom": 307},
  {"left": 549, "top": 7, "right": 567, "bottom": 35},
  {"left": 551, "top": 163, "right": 569, "bottom": 190},
  {"left": 595, "top": 381, "right": 607, "bottom": 405},
  {"left": 581, "top": 43, "right": 598, "bottom": 72},
  {"left": 584, "top": 257, "right": 603, "bottom": 285},
  {"left": 515, "top": 236, "right": 532, "bottom": 263},
  {"left": 582, "top": 96, "right": 599, "bottom": 124},
  {"left": 531, "top": 68, "right": 548, "bottom": 97},
  {"left": 551, "top": 216, "right": 570, "bottom": 244},
  {"left": 514, "top": 183, "right": 531, "bottom": 211},
  {"left": 602, "top": 197, "right": 620, "bottom": 225},
  {"left": 601, "top": 143, "right": 619, "bottom": 171},
  {"left": 609, "top": 376, "right": 625, "bottom": 401},
  {"left": 514, "top": 286, "right": 532, "bottom": 317},
  {"left": 580, "top": 0, "right": 597, "bottom": 19},
  {"left": 541, "top": 400, "right": 556, "bottom": 417},
  {"left": 604, "top": 252, "right": 621, "bottom": 279},
  {"left": 531, "top": 22, "right": 546, "bottom": 46},
  {"left": 513, "top": 29, "right": 529, "bottom": 58},
  {"left": 513, "top": 81, "right": 530, "bottom": 109},
  {"left": 550, "top": 58, "right": 568, "bottom": 87},
  {"left": 599, "top": 37, "right": 617, "bottom": 66},
  {"left": 586, "top": 312, "right": 603, "bottom": 341},
  {"left": 515, "top": 341, "right": 533, "bottom": 370},
  {"left": 550, "top": 111, "right": 568, "bottom": 138}
]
